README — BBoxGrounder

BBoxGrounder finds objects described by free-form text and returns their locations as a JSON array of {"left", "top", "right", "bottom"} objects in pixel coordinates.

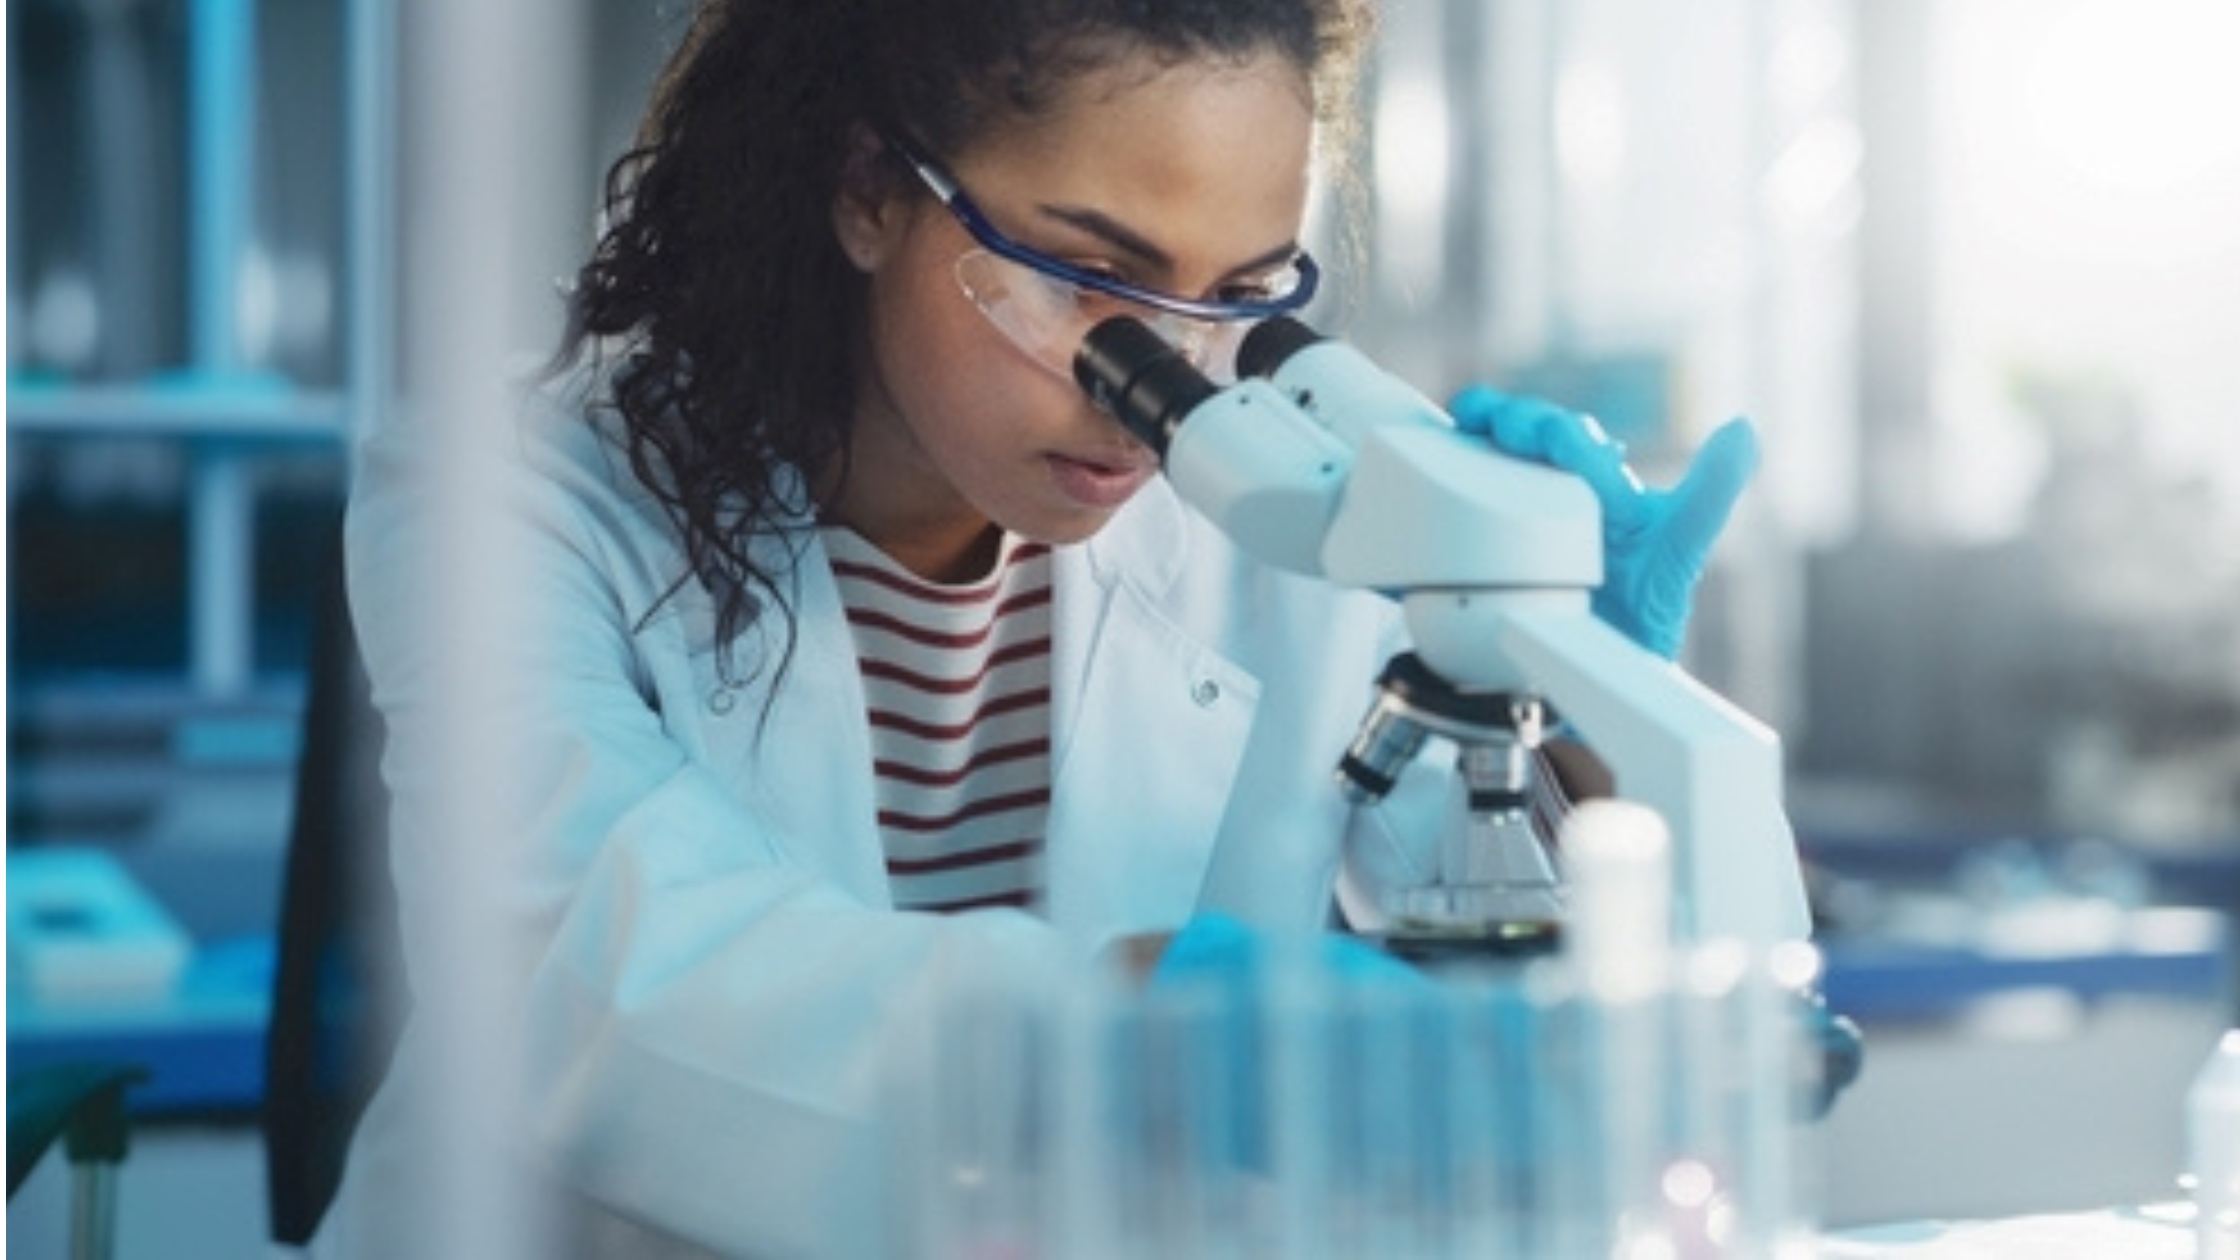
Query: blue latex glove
[
  {"left": 1448, "top": 385, "right": 1760, "bottom": 660},
  {"left": 1144, "top": 913, "right": 1430, "bottom": 1173}
]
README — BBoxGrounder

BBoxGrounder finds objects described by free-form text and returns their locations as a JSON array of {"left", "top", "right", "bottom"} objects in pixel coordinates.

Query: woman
[{"left": 325, "top": 1, "right": 1788, "bottom": 1253}]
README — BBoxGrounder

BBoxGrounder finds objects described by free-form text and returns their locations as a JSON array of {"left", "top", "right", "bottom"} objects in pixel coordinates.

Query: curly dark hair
[{"left": 558, "top": 0, "right": 1379, "bottom": 681}]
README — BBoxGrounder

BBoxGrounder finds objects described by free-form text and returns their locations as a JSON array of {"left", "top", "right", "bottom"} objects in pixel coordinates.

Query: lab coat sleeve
[
  {"left": 343, "top": 403, "right": 1074, "bottom": 1258},
  {"left": 528, "top": 780, "right": 1059, "bottom": 1257}
]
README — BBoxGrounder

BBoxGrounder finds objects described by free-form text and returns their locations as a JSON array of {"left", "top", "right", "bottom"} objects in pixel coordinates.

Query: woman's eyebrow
[{"left": 1034, "top": 202, "right": 1300, "bottom": 276}]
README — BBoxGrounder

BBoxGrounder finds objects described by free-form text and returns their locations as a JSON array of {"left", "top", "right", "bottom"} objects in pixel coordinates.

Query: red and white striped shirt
[
  {"left": 822, "top": 527, "right": 1582, "bottom": 917},
  {"left": 822, "top": 527, "right": 1055, "bottom": 914}
]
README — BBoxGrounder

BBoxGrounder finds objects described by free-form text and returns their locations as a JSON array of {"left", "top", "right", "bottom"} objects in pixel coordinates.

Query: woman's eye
[
  {"left": 1065, "top": 266, "right": 1141, "bottom": 313},
  {"left": 1218, "top": 277, "right": 1284, "bottom": 305}
]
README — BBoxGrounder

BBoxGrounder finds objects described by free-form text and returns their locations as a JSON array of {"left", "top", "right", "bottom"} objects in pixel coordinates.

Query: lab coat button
[
  {"left": 1190, "top": 678, "right": 1220, "bottom": 707},
  {"left": 709, "top": 687, "right": 738, "bottom": 715}
]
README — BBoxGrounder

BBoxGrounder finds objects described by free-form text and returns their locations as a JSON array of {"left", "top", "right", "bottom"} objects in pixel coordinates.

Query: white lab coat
[{"left": 314, "top": 369, "right": 1447, "bottom": 1258}]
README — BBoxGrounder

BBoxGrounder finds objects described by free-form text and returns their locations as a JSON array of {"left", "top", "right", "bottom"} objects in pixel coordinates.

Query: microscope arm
[
  {"left": 1165, "top": 402, "right": 1808, "bottom": 944},
  {"left": 1307, "top": 422, "right": 1807, "bottom": 945},
  {"left": 1403, "top": 591, "right": 1812, "bottom": 944},
  {"left": 1078, "top": 316, "right": 1812, "bottom": 946}
]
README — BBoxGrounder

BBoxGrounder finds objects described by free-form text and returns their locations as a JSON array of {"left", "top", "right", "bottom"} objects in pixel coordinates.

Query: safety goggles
[{"left": 886, "top": 133, "right": 1320, "bottom": 381}]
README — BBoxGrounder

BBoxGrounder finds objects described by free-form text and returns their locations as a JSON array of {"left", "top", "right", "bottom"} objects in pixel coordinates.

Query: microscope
[{"left": 1074, "top": 316, "right": 1812, "bottom": 954}]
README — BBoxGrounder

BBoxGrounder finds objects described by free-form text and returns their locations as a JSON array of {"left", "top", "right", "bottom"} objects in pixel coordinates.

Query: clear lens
[
  {"left": 955, "top": 249, "right": 1087, "bottom": 375},
  {"left": 955, "top": 249, "right": 1252, "bottom": 384}
]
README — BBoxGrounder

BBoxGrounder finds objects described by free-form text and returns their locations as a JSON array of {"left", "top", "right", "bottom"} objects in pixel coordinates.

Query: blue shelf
[
  {"left": 1820, "top": 906, "right": 2233, "bottom": 1022},
  {"left": 7, "top": 385, "right": 351, "bottom": 442}
]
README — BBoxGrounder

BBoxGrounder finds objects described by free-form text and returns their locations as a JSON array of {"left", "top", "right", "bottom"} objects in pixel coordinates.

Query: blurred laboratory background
[{"left": 8, "top": 0, "right": 2237, "bottom": 1254}]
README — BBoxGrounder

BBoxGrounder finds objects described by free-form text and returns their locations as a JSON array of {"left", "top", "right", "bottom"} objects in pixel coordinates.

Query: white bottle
[
  {"left": 1561, "top": 799, "right": 1673, "bottom": 1002},
  {"left": 2195, "top": 1029, "right": 2240, "bottom": 1260}
]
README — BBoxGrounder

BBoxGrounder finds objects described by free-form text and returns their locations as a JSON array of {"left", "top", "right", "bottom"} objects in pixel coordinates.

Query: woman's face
[{"left": 828, "top": 49, "right": 1316, "bottom": 580}]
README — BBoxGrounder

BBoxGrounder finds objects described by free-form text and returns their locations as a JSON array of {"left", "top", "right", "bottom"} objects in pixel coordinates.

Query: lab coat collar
[
  {"left": 1081, "top": 471, "right": 1193, "bottom": 596},
  {"left": 713, "top": 471, "right": 1257, "bottom": 946},
  {"left": 1042, "top": 479, "right": 1260, "bottom": 945}
]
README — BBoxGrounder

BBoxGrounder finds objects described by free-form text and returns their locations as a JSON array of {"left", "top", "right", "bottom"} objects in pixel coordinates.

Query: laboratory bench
[
  {"left": 7, "top": 831, "right": 2233, "bottom": 1254},
  {"left": 1799, "top": 828, "right": 2234, "bottom": 1230},
  {"left": 1821, "top": 1202, "right": 2199, "bottom": 1257},
  {"left": 14, "top": 828, "right": 2229, "bottom": 1112}
]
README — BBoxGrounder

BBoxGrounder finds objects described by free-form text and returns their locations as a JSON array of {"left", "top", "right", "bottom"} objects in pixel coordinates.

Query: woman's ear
[{"left": 832, "top": 124, "right": 907, "bottom": 273}]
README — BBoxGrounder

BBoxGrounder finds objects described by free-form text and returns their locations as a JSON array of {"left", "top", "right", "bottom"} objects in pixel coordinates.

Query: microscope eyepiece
[
  {"left": 1073, "top": 316, "right": 1217, "bottom": 458},
  {"left": 1234, "top": 315, "right": 1323, "bottom": 381}
]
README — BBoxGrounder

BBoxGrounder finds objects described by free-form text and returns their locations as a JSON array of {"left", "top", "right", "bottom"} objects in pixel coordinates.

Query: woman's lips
[{"left": 1046, "top": 450, "right": 1155, "bottom": 509}]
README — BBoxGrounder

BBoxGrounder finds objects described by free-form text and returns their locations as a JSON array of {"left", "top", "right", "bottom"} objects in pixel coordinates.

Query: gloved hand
[
  {"left": 1142, "top": 913, "right": 1431, "bottom": 1175},
  {"left": 1803, "top": 988, "right": 1866, "bottom": 1120},
  {"left": 1448, "top": 385, "right": 1760, "bottom": 660}
]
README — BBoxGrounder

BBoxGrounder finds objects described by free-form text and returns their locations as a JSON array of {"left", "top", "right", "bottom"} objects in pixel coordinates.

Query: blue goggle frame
[{"left": 886, "top": 133, "right": 1321, "bottom": 324}]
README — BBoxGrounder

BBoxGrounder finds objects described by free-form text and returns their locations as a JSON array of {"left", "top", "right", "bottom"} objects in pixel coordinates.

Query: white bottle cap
[{"left": 1561, "top": 799, "right": 1673, "bottom": 999}]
